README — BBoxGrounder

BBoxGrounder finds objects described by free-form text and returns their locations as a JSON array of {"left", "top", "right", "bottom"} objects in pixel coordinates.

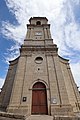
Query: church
[{"left": 0, "top": 17, "right": 80, "bottom": 120}]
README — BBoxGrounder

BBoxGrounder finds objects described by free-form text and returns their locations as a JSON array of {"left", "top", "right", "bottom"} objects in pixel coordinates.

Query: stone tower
[{"left": 0, "top": 17, "right": 80, "bottom": 119}]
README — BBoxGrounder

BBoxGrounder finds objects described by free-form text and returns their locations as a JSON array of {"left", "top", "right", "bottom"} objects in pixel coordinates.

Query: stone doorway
[{"left": 32, "top": 82, "right": 48, "bottom": 115}]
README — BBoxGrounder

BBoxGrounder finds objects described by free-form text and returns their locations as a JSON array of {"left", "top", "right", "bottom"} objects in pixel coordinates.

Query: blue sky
[{"left": 0, "top": 0, "right": 80, "bottom": 90}]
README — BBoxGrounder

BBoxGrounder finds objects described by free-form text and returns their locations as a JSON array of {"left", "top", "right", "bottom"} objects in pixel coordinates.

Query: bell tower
[
  {"left": 24, "top": 17, "right": 53, "bottom": 46},
  {"left": 0, "top": 17, "right": 80, "bottom": 119}
]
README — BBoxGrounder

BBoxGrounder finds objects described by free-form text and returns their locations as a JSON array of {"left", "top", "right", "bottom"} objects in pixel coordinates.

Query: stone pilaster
[{"left": 53, "top": 55, "right": 69, "bottom": 105}]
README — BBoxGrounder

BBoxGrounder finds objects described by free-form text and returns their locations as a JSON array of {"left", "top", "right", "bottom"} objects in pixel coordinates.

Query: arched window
[
  {"left": 36, "top": 21, "right": 41, "bottom": 25},
  {"left": 32, "top": 82, "right": 48, "bottom": 114}
]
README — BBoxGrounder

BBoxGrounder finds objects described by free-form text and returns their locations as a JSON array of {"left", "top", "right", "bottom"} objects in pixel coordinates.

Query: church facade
[{"left": 0, "top": 17, "right": 80, "bottom": 119}]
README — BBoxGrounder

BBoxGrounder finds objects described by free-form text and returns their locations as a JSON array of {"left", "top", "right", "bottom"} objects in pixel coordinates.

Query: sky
[{"left": 0, "top": 0, "right": 80, "bottom": 90}]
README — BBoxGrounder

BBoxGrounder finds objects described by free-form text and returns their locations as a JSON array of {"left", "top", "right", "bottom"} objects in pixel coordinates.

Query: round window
[{"left": 35, "top": 57, "right": 43, "bottom": 64}]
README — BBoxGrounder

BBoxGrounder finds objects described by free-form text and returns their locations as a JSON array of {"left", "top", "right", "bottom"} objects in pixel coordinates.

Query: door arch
[{"left": 32, "top": 82, "right": 48, "bottom": 114}]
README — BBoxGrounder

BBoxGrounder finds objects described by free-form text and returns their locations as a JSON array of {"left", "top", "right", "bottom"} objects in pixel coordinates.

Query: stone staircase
[
  {"left": 25, "top": 115, "right": 53, "bottom": 120},
  {"left": 25, "top": 115, "right": 80, "bottom": 120},
  {"left": 0, "top": 112, "right": 80, "bottom": 120}
]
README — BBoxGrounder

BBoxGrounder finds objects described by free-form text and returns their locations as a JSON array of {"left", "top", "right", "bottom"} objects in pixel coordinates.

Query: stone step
[
  {"left": 26, "top": 115, "right": 53, "bottom": 120},
  {"left": 26, "top": 115, "right": 80, "bottom": 120}
]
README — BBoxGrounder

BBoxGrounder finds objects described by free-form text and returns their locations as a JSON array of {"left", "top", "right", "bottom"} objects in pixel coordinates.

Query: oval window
[{"left": 35, "top": 57, "right": 43, "bottom": 64}]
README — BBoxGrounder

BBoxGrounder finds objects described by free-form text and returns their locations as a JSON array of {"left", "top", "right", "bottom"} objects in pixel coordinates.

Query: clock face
[{"left": 35, "top": 31, "right": 42, "bottom": 36}]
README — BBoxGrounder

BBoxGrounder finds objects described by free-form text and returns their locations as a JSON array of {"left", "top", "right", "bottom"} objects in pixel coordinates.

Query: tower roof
[{"left": 29, "top": 17, "right": 48, "bottom": 23}]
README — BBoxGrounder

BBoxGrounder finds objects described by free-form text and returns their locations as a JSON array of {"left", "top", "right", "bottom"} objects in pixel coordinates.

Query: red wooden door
[{"left": 32, "top": 82, "right": 48, "bottom": 114}]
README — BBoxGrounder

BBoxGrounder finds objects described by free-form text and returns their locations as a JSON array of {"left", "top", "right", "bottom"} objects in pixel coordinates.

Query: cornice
[
  {"left": 27, "top": 24, "right": 50, "bottom": 28},
  {"left": 20, "top": 45, "right": 58, "bottom": 52}
]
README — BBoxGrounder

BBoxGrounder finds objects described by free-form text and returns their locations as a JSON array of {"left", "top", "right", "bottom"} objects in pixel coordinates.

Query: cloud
[
  {"left": 70, "top": 62, "right": 80, "bottom": 91},
  {"left": 0, "top": 78, "right": 5, "bottom": 91},
  {"left": 5, "top": 0, "right": 64, "bottom": 23},
  {"left": 50, "top": 1, "right": 80, "bottom": 55},
  {"left": 2, "top": 0, "right": 66, "bottom": 44},
  {"left": 1, "top": 21, "right": 26, "bottom": 44},
  {"left": 0, "top": 0, "right": 80, "bottom": 87},
  {"left": 4, "top": 44, "right": 20, "bottom": 64}
]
